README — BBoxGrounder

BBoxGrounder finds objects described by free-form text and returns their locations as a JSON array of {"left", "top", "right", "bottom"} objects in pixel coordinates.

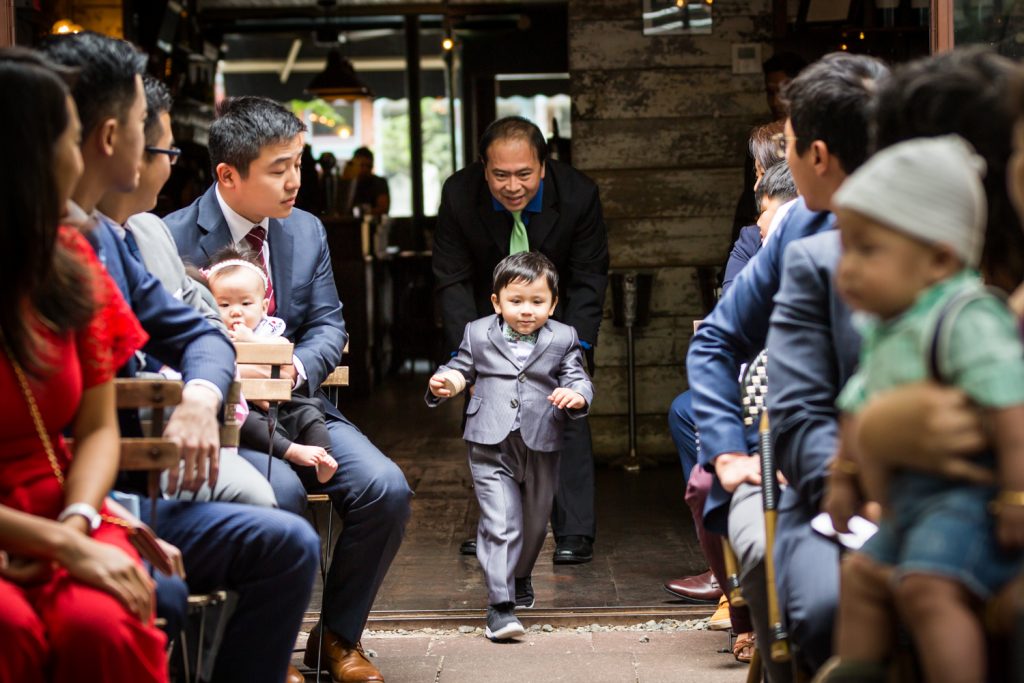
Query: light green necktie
[{"left": 509, "top": 210, "right": 529, "bottom": 254}]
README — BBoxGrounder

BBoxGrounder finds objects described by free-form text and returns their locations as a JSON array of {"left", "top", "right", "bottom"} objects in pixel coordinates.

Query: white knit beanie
[{"left": 832, "top": 135, "right": 987, "bottom": 267}]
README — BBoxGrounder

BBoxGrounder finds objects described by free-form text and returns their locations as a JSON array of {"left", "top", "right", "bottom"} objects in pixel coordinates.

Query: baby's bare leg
[
  {"left": 836, "top": 552, "right": 897, "bottom": 663},
  {"left": 896, "top": 574, "right": 985, "bottom": 683}
]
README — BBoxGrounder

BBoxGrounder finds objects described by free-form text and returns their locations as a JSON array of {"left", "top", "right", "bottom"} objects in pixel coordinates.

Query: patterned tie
[
  {"left": 245, "top": 226, "right": 276, "bottom": 315},
  {"left": 509, "top": 210, "right": 529, "bottom": 255},
  {"left": 503, "top": 326, "right": 538, "bottom": 344}
]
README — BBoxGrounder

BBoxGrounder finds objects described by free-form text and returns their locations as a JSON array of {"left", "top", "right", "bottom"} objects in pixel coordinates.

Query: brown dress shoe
[
  {"left": 663, "top": 570, "right": 723, "bottom": 604},
  {"left": 285, "top": 664, "right": 304, "bottom": 683},
  {"left": 304, "top": 623, "right": 384, "bottom": 682}
]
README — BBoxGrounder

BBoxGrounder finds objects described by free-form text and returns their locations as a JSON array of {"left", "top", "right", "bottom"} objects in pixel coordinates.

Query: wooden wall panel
[
  {"left": 572, "top": 70, "right": 765, "bottom": 121},
  {"left": 605, "top": 217, "right": 733, "bottom": 267},
  {"left": 570, "top": 0, "right": 771, "bottom": 461},
  {"left": 573, "top": 117, "right": 758, "bottom": 171}
]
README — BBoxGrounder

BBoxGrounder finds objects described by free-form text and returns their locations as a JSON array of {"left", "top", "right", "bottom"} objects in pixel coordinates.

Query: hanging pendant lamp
[{"left": 307, "top": 48, "right": 373, "bottom": 101}]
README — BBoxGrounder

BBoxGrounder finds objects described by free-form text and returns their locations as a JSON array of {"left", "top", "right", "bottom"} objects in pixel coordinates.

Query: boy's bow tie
[{"left": 504, "top": 326, "right": 538, "bottom": 344}]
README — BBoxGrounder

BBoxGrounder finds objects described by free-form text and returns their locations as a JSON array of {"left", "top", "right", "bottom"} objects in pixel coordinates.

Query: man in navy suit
[
  {"left": 165, "top": 96, "right": 412, "bottom": 683},
  {"left": 685, "top": 53, "right": 888, "bottom": 679},
  {"left": 43, "top": 32, "right": 318, "bottom": 683}
]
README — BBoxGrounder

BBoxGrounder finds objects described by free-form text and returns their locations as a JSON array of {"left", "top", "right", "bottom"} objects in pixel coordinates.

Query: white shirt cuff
[
  {"left": 185, "top": 378, "right": 224, "bottom": 407},
  {"left": 292, "top": 354, "right": 307, "bottom": 389}
]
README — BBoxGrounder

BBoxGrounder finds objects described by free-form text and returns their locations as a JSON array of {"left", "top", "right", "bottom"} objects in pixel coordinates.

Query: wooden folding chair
[{"left": 233, "top": 341, "right": 295, "bottom": 482}]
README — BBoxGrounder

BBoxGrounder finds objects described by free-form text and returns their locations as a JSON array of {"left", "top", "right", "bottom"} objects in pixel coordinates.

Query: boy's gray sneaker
[
  {"left": 485, "top": 602, "right": 525, "bottom": 641},
  {"left": 515, "top": 577, "right": 535, "bottom": 609}
]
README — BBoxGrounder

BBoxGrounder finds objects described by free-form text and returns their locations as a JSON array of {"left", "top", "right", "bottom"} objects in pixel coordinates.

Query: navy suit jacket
[
  {"left": 685, "top": 199, "right": 835, "bottom": 532},
  {"left": 767, "top": 230, "right": 860, "bottom": 520},
  {"left": 92, "top": 218, "right": 235, "bottom": 397},
  {"left": 722, "top": 225, "right": 762, "bottom": 294},
  {"left": 164, "top": 185, "right": 347, "bottom": 404},
  {"left": 434, "top": 159, "right": 609, "bottom": 354}
]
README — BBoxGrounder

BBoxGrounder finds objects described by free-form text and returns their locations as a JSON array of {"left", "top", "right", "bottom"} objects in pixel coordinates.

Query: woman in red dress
[{"left": 0, "top": 52, "right": 168, "bottom": 682}]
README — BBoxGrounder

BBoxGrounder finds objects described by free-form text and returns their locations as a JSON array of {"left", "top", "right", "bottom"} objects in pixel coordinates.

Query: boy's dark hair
[
  {"left": 208, "top": 96, "right": 306, "bottom": 177},
  {"left": 142, "top": 75, "right": 172, "bottom": 147},
  {"left": 492, "top": 251, "right": 559, "bottom": 299},
  {"left": 763, "top": 51, "right": 808, "bottom": 78},
  {"left": 40, "top": 31, "right": 146, "bottom": 140},
  {"left": 479, "top": 116, "right": 548, "bottom": 166},
  {"left": 755, "top": 163, "right": 797, "bottom": 208},
  {"left": 874, "top": 47, "right": 1024, "bottom": 291},
  {"left": 782, "top": 52, "right": 889, "bottom": 174}
]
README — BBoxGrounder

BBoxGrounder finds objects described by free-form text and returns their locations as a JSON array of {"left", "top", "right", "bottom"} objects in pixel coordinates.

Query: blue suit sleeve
[
  {"left": 113, "top": 229, "right": 235, "bottom": 399},
  {"left": 685, "top": 201, "right": 833, "bottom": 469},
  {"left": 292, "top": 220, "right": 348, "bottom": 396},
  {"left": 766, "top": 235, "right": 843, "bottom": 511},
  {"left": 722, "top": 225, "right": 761, "bottom": 294}
]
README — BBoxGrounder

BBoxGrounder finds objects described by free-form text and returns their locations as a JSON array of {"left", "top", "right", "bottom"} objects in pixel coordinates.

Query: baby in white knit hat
[{"left": 822, "top": 135, "right": 1024, "bottom": 683}]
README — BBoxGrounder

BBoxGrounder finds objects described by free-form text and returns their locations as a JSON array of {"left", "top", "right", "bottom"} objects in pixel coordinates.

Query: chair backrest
[
  {"left": 233, "top": 341, "right": 294, "bottom": 402},
  {"left": 114, "top": 378, "right": 182, "bottom": 528}
]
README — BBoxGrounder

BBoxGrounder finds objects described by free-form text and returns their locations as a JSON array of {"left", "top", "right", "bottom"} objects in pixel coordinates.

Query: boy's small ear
[
  {"left": 550, "top": 295, "right": 559, "bottom": 312},
  {"left": 490, "top": 292, "right": 501, "bottom": 313}
]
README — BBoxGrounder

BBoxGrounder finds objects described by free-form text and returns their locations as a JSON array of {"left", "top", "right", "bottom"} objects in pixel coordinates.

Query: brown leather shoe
[
  {"left": 285, "top": 664, "right": 304, "bottom": 683},
  {"left": 304, "top": 623, "right": 384, "bottom": 682},
  {"left": 663, "top": 570, "right": 722, "bottom": 604}
]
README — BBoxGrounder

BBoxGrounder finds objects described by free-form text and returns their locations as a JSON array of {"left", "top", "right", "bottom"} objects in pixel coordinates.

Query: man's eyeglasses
[{"left": 146, "top": 146, "right": 182, "bottom": 165}]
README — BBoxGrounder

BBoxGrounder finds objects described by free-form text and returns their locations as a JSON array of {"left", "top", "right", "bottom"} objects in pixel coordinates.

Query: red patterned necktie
[{"left": 245, "top": 225, "right": 276, "bottom": 315}]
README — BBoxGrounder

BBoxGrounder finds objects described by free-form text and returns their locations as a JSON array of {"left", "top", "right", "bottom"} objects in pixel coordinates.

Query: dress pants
[
  {"left": 728, "top": 484, "right": 840, "bottom": 679},
  {"left": 468, "top": 432, "right": 560, "bottom": 605},
  {"left": 551, "top": 414, "right": 596, "bottom": 540},
  {"left": 237, "top": 412, "right": 413, "bottom": 646},
  {"left": 141, "top": 500, "right": 320, "bottom": 683},
  {"left": 161, "top": 447, "right": 277, "bottom": 508}
]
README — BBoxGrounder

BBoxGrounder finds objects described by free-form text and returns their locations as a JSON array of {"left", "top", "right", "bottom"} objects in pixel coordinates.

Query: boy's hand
[
  {"left": 428, "top": 375, "right": 451, "bottom": 398},
  {"left": 549, "top": 388, "right": 585, "bottom": 410},
  {"left": 996, "top": 504, "right": 1024, "bottom": 549}
]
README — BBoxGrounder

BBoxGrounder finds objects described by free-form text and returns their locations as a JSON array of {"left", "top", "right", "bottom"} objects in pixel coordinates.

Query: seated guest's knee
[
  {"left": 358, "top": 460, "right": 412, "bottom": 523},
  {"left": 155, "top": 574, "right": 189, "bottom": 636},
  {"left": 0, "top": 592, "right": 47, "bottom": 667}
]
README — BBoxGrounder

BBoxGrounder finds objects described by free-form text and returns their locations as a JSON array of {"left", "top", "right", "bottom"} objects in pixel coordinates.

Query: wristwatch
[{"left": 57, "top": 503, "right": 101, "bottom": 534}]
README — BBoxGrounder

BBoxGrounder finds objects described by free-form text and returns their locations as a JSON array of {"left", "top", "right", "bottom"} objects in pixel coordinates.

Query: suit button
[
  {"left": 518, "top": 373, "right": 526, "bottom": 383},
  {"left": 510, "top": 398, "right": 519, "bottom": 409}
]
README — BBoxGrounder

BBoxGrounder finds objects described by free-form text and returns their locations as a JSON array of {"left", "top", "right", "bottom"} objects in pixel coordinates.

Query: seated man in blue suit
[
  {"left": 685, "top": 53, "right": 888, "bottom": 680},
  {"left": 165, "top": 96, "right": 412, "bottom": 683},
  {"left": 43, "top": 32, "right": 319, "bottom": 683}
]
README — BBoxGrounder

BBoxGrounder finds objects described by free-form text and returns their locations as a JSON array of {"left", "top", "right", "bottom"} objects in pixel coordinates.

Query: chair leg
[{"left": 747, "top": 648, "right": 763, "bottom": 683}]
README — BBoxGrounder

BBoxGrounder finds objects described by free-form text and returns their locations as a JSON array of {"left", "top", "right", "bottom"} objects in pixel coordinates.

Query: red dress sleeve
[{"left": 58, "top": 226, "right": 149, "bottom": 389}]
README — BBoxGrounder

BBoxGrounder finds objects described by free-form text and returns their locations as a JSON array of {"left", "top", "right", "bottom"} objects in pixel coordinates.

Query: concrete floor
[{"left": 296, "top": 373, "right": 746, "bottom": 681}]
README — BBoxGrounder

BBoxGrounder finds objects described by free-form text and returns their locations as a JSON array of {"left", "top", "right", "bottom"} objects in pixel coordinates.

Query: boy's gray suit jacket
[{"left": 426, "top": 315, "right": 594, "bottom": 452}]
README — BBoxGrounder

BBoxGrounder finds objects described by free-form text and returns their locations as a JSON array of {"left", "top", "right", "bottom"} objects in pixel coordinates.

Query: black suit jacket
[{"left": 433, "top": 159, "right": 609, "bottom": 354}]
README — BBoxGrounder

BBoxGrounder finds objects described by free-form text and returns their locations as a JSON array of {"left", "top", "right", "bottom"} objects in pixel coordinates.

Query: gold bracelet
[
  {"left": 995, "top": 490, "right": 1024, "bottom": 507},
  {"left": 830, "top": 457, "right": 860, "bottom": 478}
]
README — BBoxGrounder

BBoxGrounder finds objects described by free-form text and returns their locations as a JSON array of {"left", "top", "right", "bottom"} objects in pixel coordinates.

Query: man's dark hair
[
  {"left": 479, "top": 116, "right": 548, "bottom": 166},
  {"left": 353, "top": 146, "right": 374, "bottom": 162},
  {"left": 0, "top": 49, "right": 93, "bottom": 374},
  {"left": 492, "top": 251, "right": 559, "bottom": 299},
  {"left": 763, "top": 52, "right": 808, "bottom": 78},
  {"left": 208, "top": 96, "right": 306, "bottom": 177},
  {"left": 782, "top": 52, "right": 889, "bottom": 174},
  {"left": 874, "top": 47, "right": 1024, "bottom": 291},
  {"left": 142, "top": 75, "right": 172, "bottom": 147},
  {"left": 40, "top": 31, "right": 146, "bottom": 140},
  {"left": 755, "top": 162, "right": 797, "bottom": 208}
]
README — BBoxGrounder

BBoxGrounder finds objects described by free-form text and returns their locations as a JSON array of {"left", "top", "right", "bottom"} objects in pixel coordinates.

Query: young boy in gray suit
[{"left": 427, "top": 251, "right": 594, "bottom": 641}]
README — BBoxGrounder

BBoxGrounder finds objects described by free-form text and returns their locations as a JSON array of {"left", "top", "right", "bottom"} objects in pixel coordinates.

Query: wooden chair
[{"left": 233, "top": 341, "right": 295, "bottom": 482}]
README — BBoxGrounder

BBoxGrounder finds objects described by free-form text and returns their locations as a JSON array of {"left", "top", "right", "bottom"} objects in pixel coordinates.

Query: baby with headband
[{"left": 204, "top": 246, "right": 338, "bottom": 483}]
